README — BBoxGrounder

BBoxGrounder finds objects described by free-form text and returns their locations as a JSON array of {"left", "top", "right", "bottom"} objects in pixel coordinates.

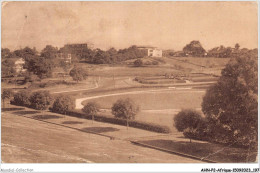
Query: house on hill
[
  {"left": 55, "top": 53, "right": 72, "bottom": 63},
  {"left": 60, "top": 42, "right": 94, "bottom": 61},
  {"left": 137, "top": 46, "right": 162, "bottom": 57},
  {"left": 13, "top": 58, "right": 26, "bottom": 73}
]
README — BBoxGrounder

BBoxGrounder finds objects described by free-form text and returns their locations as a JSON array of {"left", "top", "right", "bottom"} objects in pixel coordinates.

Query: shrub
[
  {"left": 82, "top": 101, "right": 100, "bottom": 123},
  {"left": 174, "top": 109, "right": 205, "bottom": 142},
  {"left": 29, "top": 91, "right": 52, "bottom": 110},
  {"left": 112, "top": 98, "right": 140, "bottom": 128},
  {"left": 2, "top": 89, "right": 13, "bottom": 108},
  {"left": 51, "top": 95, "right": 75, "bottom": 115},
  {"left": 11, "top": 90, "right": 31, "bottom": 107},
  {"left": 66, "top": 110, "right": 170, "bottom": 133},
  {"left": 69, "top": 66, "right": 88, "bottom": 83},
  {"left": 183, "top": 118, "right": 209, "bottom": 141},
  {"left": 133, "top": 59, "right": 143, "bottom": 67},
  {"left": 152, "top": 61, "right": 159, "bottom": 65}
]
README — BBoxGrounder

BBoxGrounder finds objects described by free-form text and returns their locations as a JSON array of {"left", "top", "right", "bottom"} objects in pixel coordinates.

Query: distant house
[
  {"left": 14, "top": 58, "right": 26, "bottom": 73},
  {"left": 137, "top": 46, "right": 162, "bottom": 57},
  {"left": 60, "top": 42, "right": 94, "bottom": 60},
  {"left": 55, "top": 53, "right": 72, "bottom": 63}
]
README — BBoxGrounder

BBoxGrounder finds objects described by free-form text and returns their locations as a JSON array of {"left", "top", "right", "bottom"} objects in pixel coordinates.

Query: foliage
[
  {"left": 2, "top": 89, "right": 14, "bottom": 107},
  {"left": 85, "top": 45, "right": 146, "bottom": 64},
  {"left": 24, "top": 56, "right": 54, "bottom": 79},
  {"left": 134, "top": 59, "right": 143, "bottom": 67},
  {"left": 23, "top": 71, "right": 39, "bottom": 83},
  {"left": 29, "top": 91, "right": 52, "bottom": 110},
  {"left": 202, "top": 51, "right": 258, "bottom": 148},
  {"left": 2, "top": 89, "right": 13, "bottom": 99},
  {"left": 1, "top": 59, "right": 16, "bottom": 77},
  {"left": 69, "top": 66, "right": 88, "bottom": 82},
  {"left": 11, "top": 90, "right": 31, "bottom": 107},
  {"left": 66, "top": 110, "right": 170, "bottom": 133},
  {"left": 174, "top": 109, "right": 203, "bottom": 132},
  {"left": 112, "top": 98, "right": 139, "bottom": 120},
  {"left": 82, "top": 102, "right": 100, "bottom": 116},
  {"left": 51, "top": 95, "right": 75, "bottom": 114},
  {"left": 41, "top": 45, "right": 58, "bottom": 59},
  {"left": 1, "top": 48, "right": 11, "bottom": 58},
  {"left": 183, "top": 40, "right": 206, "bottom": 57},
  {"left": 208, "top": 45, "right": 232, "bottom": 58}
]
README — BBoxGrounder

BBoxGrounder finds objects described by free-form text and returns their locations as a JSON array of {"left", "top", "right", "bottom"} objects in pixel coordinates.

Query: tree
[
  {"left": 1, "top": 59, "right": 16, "bottom": 77},
  {"left": 23, "top": 71, "right": 39, "bottom": 84},
  {"left": 24, "top": 56, "right": 54, "bottom": 79},
  {"left": 41, "top": 45, "right": 58, "bottom": 59},
  {"left": 11, "top": 90, "right": 31, "bottom": 107},
  {"left": 112, "top": 98, "right": 139, "bottom": 129},
  {"left": 1, "top": 48, "right": 11, "bottom": 58},
  {"left": 60, "top": 61, "right": 72, "bottom": 79},
  {"left": 235, "top": 43, "right": 240, "bottom": 50},
  {"left": 14, "top": 47, "right": 37, "bottom": 59},
  {"left": 82, "top": 102, "right": 100, "bottom": 123},
  {"left": 202, "top": 51, "right": 258, "bottom": 149},
  {"left": 134, "top": 59, "right": 143, "bottom": 67},
  {"left": 29, "top": 91, "right": 52, "bottom": 110},
  {"left": 51, "top": 96, "right": 75, "bottom": 115},
  {"left": 183, "top": 40, "right": 206, "bottom": 57},
  {"left": 69, "top": 66, "right": 88, "bottom": 83},
  {"left": 208, "top": 46, "right": 232, "bottom": 58},
  {"left": 173, "top": 109, "right": 203, "bottom": 142},
  {"left": 2, "top": 89, "right": 13, "bottom": 109}
]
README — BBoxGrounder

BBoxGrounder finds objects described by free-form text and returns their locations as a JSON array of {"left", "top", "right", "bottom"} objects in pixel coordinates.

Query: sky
[{"left": 1, "top": 1, "right": 258, "bottom": 52}]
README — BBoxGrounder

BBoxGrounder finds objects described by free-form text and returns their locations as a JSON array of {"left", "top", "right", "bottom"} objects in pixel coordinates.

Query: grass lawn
[
  {"left": 138, "top": 139, "right": 257, "bottom": 163},
  {"left": 82, "top": 89, "right": 205, "bottom": 132},
  {"left": 75, "top": 56, "right": 229, "bottom": 78},
  {"left": 82, "top": 89, "right": 205, "bottom": 110}
]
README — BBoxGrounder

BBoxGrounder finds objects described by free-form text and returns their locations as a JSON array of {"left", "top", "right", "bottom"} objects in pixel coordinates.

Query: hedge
[{"left": 64, "top": 110, "right": 171, "bottom": 134}]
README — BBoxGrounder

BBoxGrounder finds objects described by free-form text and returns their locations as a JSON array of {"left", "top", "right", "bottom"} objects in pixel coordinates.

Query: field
[
  {"left": 82, "top": 89, "right": 205, "bottom": 110},
  {"left": 77, "top": 56, "right": 229, "bottom": 78},
  {"left": 80, "top": 88, "right": 206, "bottom": 132},
  {"left": 2, "top": 111, "right": 201, "bottom": 163}
]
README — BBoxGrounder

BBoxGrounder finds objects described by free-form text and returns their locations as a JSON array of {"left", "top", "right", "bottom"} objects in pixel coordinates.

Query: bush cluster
[
  {"left": 11, "top": 90, "right": 53, "bottom": 110},
  {"left": 50, "top": 95, "right": 75, "bottom": 114},
  {"left": 11, "top": 90, "right": 31, "bottom": 107},
  {"left": 174, "top": 109, "right": 208, "bottom": 142},
  {"left": 11, "top": 90, "right": 170, "bottom": 133},
  {"left": 66, "top": 110, "right": 171, "bottom": 133}
]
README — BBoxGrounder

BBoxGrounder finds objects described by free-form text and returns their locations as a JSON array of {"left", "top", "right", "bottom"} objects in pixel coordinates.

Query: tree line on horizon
[{"left": 1, "top": 40, "right": 258, "bottom": 80}]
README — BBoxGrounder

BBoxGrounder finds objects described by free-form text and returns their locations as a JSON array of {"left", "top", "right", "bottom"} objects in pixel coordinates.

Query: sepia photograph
[{"left": 0, "top": 1, "right": 259, "bottom": 170}]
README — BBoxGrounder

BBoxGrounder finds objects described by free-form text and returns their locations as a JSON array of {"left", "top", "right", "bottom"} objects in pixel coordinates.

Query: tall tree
[
  {"left": 24, "top": 56, "right": 54, "bottom": 79},
  {"left": 41, "top": 45, "right": 58, "bottom": 59},
  {"left": 202, "top": 51, "right": 258, "bottom": 148},
  {"left": 183, "top": 40, "right": 206, "bottom": 57},
  {"left": 112, "top": 98, "right": 140, "bottom": 129}
]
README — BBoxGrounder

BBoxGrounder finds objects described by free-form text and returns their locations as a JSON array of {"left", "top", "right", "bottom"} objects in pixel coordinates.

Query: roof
[{"left": 136, "top": 45, "right": 157, "bottom": 49}]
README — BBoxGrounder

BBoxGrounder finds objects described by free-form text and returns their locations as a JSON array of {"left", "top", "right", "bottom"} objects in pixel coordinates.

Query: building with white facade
[{"left": 137, "top": 46, "right": 163, "bottom": 57}]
